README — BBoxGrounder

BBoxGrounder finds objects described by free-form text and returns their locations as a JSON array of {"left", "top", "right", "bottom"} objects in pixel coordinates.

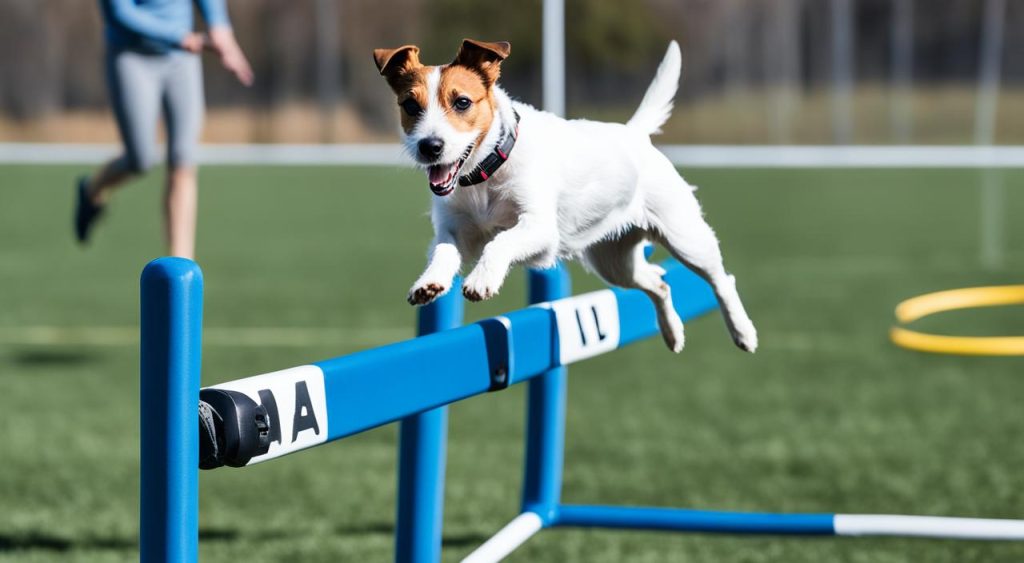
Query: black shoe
[{"left": 74, "top": 176, "right": 104, "bottom": 243}]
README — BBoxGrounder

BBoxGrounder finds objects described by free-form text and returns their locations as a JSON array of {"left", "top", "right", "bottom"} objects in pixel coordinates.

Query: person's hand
[
  {"left": 180, "top": 32, "right": 205, "bottom": 54},
  {"left": 209, "top": 27, "right": 254, "bottom": 87}
]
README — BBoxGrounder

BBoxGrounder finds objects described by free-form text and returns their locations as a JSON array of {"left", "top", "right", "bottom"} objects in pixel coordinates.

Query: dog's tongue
[{"left": 428, "top": 163, "right": 456, "bottom": 187}]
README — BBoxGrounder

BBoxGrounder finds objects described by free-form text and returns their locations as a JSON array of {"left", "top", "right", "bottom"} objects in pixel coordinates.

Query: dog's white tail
[{"left": 626, "top": 40, "right": 681, "bottom": 136}]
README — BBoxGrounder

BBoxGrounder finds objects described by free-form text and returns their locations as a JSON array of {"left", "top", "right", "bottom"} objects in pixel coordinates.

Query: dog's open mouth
[{"left": 426, "top": 145, "right": 473, "bottom": 196}]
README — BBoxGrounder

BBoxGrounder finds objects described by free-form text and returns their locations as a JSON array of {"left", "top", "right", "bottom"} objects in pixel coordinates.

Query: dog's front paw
[
  {"left": 462, "top": 267, "right": 504, "bottom": 302},
  {"left": 408, "top": 282, "right": 448, "bottom": 306},
  {"left": 462, "top": 282, "right": 496, "bottom": 302}
]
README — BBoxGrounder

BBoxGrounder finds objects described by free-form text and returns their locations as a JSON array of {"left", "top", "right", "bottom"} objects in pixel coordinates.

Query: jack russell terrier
[{"left": 373, "top": 39, "right": 757, "bottom": 353}]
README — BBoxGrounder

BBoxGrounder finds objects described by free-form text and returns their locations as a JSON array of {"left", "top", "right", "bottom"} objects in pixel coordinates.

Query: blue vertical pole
[
  {"left": 521, "top": 265, "right": 571, "bottom": 524},
  {"left": 140, "top": 257, "right": 203, "bottom": 563},
  {"left": 395, "top": 279, "right": 463, "bottom": 562}
]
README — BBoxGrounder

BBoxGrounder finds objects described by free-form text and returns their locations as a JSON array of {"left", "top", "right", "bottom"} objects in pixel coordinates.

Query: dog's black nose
[{"left": 418, "top": 137, "right": 444, "bottom": 160}]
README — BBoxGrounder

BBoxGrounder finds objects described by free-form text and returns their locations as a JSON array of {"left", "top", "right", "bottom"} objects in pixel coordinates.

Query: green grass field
[{"left": 1, "top": 164, "right": 1024, "bottom": 562}]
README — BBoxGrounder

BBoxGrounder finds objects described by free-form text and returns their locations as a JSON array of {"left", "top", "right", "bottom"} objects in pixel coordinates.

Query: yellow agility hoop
[{"left": 890, "top": 285, "right": 1024, "bottom": 356}]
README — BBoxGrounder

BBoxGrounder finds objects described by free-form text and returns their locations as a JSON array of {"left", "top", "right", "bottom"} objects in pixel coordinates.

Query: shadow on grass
[
  {"left": 336, "top": 522, "right": 394, "bottom": 536},
  {"left": 0, "top": 532, "right": 134, "bottom": 552},
  {"left": 10, "top": 348, "right": 101, "bottom": 367},
  {"left": 442, "top": 531, "right": 491, "bottom": 548},
  {"left": 334, "top": 522, "right": 489, "bottom": 548},
  {"left": 0, "top": 524, "right": 489, "bottom": 553},
  {"left": 0, "top": 528, "right": 276, "bottom": 553}
]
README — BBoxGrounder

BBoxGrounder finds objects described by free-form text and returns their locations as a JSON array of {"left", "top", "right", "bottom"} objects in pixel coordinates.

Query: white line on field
[
  {"left": 3, "top": 143, "right": 1024, "bottom": 167},
  {"left": 0, "top": 326, "right": 413, "bottom": 347}
]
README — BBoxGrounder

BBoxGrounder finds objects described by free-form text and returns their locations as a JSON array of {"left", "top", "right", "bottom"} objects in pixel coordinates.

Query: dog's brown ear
[
  {"left": 373, "top": 45, "right": 421, "bottom": 78},
  {"left": 453, "top": 39, "right": 511, "bottom": 85}
]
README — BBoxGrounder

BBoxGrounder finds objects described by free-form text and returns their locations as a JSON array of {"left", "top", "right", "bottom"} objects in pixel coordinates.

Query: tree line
[{"left": 0, "top": 0, "right": 1019, "bottom": 134}]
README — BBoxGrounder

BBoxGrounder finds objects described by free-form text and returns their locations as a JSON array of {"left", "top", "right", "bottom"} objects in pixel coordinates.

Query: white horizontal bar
[
  {"left": 461, "top": 512, "right": 543, "bottom": 563},
  {"left": 199, "top": 143, "right": 407, "bottom": 165},
  {"left": 3, "top": 143, "right": 1024, "bottom": 168},
  {"left": 659, "top": 145, "right": 1024, "bottom": 168},
  {"left": 0, "top": 143, "right": 406, "bottom": 166},
  {"left": 835, "top": 514, "right": 1024, "bottom": 540}
]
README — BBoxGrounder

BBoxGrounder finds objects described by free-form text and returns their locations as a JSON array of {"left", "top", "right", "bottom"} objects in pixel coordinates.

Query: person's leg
[
  {"left": 164, "top": 166, "right": 198, "bottom": 258},
  {"left": 85, "top": 158, "right": 133, "bottom": 204},
  {"left": 92, "top": 50, "right": 162, "bottom": 202},
  {"left": 76, "top": 50, "right": 161, "bottom": 243},
  {"left": 162, "top": 52, "right": 205, "bottom": 259}
]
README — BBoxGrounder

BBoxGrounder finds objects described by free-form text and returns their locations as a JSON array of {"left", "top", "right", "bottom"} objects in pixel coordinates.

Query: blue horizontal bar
[
  {"left": 314, "top": 260, "right": 716, "bottom": 442},
  {"left": 317, "top": 323, "right": 494, "bottom": 441},
  {"left": 554, "top": 505, "right": 836, "bottom": 535},
  {"left": 207, "top": 260, "right": 717, "bottom": 463}
]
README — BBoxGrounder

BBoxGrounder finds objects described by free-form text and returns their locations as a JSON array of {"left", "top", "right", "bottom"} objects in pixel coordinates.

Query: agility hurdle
[{"left": 140, "top": 257, "right": 1024, "bottom": 563}]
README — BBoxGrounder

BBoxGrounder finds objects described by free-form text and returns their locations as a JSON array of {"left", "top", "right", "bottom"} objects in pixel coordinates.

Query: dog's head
[{"left": 373, "top": 39, "right": 510, "bottom": 196}]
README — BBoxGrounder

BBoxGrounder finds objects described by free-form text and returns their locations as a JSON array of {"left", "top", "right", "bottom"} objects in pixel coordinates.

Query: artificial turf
[{"left": 1, "top": 164, "right": 1023, "bottom": 562}]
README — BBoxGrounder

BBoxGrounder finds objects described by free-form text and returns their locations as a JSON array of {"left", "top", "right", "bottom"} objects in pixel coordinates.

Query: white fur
[
  {"left": 403, "top": 40, "right": 757, "bottom": 353},
  {"left": 627, "top": 40, "right": 682, "bottom": 135}
]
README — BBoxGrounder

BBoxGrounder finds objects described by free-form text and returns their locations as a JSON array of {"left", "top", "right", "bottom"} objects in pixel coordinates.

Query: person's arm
[
  {"left": 105, "top": 0, "right": 192, "bottom": 47},
  {"left": 199, "top": 0, "right": 254, "bottom": 86}
]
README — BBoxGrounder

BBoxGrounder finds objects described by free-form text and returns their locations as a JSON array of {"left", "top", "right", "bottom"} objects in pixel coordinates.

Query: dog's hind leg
[
  {"left": 583, "top": 230, "right": 686, "bottom": 353},
  {"left": 645, "top": 190, "right": 758, "bottom": 352}
]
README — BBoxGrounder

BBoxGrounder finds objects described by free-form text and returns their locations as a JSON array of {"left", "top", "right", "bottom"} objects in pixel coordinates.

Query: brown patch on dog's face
[
  {"left": 438, "top": 65, "right": 493, "bottom": 144},
  {"left": 392, "top": 71, "right": 432, "bottom": 135},
  {"left": 373, "top": 44, "right": 432, "bottom": 135},
  {"left": 443, "top": 39, "right": 511, "bottom": 145}
]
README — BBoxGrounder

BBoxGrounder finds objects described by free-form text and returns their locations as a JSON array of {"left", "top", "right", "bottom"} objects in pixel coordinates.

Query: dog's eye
[
  {"left": 453, "top": 96, "right": 472, "bottom": 111},
  {"left": 401, "top": 99, "right": 422, "bottom": 117}
]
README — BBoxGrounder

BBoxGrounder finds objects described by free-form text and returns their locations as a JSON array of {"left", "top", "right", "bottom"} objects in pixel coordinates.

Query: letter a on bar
[{"left": 209, "top": 365, "right": 328, "bottom": 465}]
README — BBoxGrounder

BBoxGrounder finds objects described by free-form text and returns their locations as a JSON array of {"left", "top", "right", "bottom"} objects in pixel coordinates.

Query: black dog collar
[{"left": 459, "top": 110, "right": 521, "bottom": 187}]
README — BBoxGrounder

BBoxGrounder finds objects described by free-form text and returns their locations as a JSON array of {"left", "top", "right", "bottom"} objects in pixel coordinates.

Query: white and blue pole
[{"left": 554, "top": 507, "right": 1024, "bottom": 539}]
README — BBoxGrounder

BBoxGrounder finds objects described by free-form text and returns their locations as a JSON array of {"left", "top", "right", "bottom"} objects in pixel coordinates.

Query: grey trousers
[{"left": 106, "top": 49, "right": 204, "bottom": 173}]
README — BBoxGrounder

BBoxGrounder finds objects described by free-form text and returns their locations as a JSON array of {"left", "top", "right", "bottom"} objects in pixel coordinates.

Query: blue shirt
[{"left": 99, "top": 0, "right": 231, "bottom": 53}]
